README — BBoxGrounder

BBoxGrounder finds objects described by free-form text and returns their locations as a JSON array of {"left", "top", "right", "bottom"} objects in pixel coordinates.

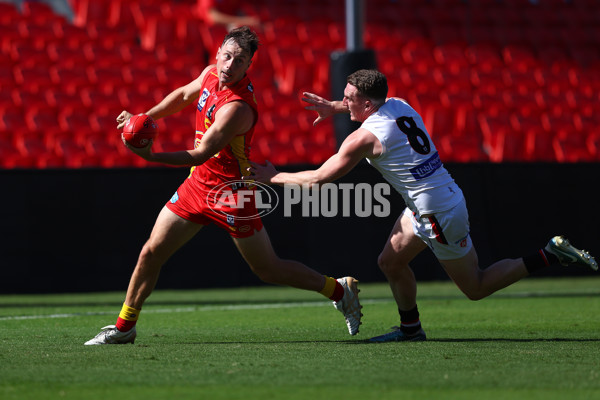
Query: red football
[{"left": 122, "top": 114, "right": 158, "bottom": 148}]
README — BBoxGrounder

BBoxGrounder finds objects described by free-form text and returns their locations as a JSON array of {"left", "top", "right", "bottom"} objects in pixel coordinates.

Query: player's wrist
[{"left": 334, "top": 101, "right": 349, "bottom": 114}]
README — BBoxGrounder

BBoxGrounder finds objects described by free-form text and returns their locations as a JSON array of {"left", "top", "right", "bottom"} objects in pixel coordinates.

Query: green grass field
[{"left": 1, "top": 277, "right": 599, "bottom": 400}]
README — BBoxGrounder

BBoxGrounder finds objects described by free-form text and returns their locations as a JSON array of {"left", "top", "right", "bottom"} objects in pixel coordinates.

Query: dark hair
[
  {"left": 347, "top": 69, "right": 388, "bottom": 101},
  {"left": 221, "top": 26, "right": 260, "bottom": 58}
]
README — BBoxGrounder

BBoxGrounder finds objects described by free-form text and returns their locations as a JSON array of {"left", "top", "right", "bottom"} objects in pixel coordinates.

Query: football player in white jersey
[{"left": 248, "top": 69, "right": 597, "bottom": 342}]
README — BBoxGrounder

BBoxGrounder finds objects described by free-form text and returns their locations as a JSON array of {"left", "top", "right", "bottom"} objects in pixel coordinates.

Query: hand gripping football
[{"left": 122, "top": 114, "right": 158, "bottom": 148}]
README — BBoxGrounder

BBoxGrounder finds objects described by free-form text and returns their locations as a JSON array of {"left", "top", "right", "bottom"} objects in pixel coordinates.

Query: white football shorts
[{"left": 406, "top": 199, "right": 473, "bottom": 260}]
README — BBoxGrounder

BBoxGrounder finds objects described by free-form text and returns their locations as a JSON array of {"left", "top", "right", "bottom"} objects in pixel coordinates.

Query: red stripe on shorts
[{"left": 428, "top": 215, "right": 448, "bottom": 245}]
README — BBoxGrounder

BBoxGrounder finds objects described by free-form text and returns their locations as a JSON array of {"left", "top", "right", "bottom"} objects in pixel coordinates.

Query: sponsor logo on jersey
[
  {"left": 197, "top": 89, "right": 210, "bottom": 112},
  {"left": 409, "top": 152, "right": 442, "bottom": 180},
  {"left": 170, "top": 191, "right": 179, "bottom": 204}
]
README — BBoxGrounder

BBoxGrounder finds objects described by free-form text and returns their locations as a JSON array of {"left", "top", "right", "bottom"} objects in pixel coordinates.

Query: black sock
[
  {"left": 523, "top": 249, "right": 559, "bottom": 274},
  {"left": 399, "top": 305, "right": 421, "bottom": 335}
]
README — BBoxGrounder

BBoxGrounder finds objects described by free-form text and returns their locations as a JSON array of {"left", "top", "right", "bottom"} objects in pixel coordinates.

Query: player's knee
[
  {"left": 254, "top": 268, "right": 279, "bottom": 284},
  {"left": 458, "top": 283, "right": 487, "bottom": 301},
  {"left": 248, "top": 261, "right": 278, "bottom": 284},
  {"left": 377, "top": 253, "right": 390, "bottom": 273},
  {"left": 138, "top": 242, "right": 154, "bottom": 263},
  {"left": 137, "top": 240, "right": 169, "bottom": 267},
  {"left": 377, "top": 252, "right": 408, "bottom": 276},
  {"left": 464, "top": 290, "right": 486, "bottom": 301}
]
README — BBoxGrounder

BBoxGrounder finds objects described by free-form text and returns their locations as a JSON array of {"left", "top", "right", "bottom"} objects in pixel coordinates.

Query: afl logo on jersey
[
  {"left": 247, "top": 83, "right": 254, "bottom": 92},
  {"left": 197, "top": 89, "right": 210, "bottom": 112}
]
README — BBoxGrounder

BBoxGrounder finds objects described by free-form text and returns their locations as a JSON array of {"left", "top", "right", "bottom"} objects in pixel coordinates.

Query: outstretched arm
[
  {"left": 249, "top": 128, "right": 382, "bottom": 187},
  {"left": 208, "top": 7, "right": 260, "bottom": 28}
]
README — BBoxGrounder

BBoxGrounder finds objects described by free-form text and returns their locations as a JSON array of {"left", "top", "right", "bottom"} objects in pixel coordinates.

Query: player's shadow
[
  {"left": 182, "top": 339, "right": 360, "bottom": 345},
  {"left": 425, "top": 337, "right": 600, "bottom": 343},
  {"left": 180, "top": 337, "right": 600, "bottom": 345}
]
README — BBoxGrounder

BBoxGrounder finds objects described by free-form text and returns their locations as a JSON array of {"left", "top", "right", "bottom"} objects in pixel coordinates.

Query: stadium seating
[{"left": 1, "top": 0, "right": 599, "bottom": 169}]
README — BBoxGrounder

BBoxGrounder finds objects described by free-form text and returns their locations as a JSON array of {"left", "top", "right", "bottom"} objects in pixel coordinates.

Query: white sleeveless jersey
[{"left": 363, "top": 98, "right": 464, "bottom": 215}]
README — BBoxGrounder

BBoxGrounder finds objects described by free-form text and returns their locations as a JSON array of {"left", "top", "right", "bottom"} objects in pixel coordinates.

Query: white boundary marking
[{"left": 0, "top": 299, "right": 391, "bottom": 321}]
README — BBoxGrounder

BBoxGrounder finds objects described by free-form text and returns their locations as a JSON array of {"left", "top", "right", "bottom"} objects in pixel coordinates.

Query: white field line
[{"left": 0, "top": 299, "right": 391, "bottom": 321}]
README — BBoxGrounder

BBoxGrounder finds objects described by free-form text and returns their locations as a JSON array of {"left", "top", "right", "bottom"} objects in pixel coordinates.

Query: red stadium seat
[
  {"left": 470, "top": 68, "right": 505, "bottom": 96},
  {"left": 586, "top": 132, "right": 600, "bottom": 160},
  {"left": 45, "top": 91, "right": 84, "bottom": 112},
  {"left": 504, "top": 70, "right": 543, "bottom": 94},
  {"left": 401, "top": 38, "right": 437, "bottom": 67},
  {"left": 57, "top": 109, "right": 92, "bottom": 132},
  {"left": 24, "top": 107, "right": 60, "bottom": 132},
  {"left": 502, "top": 44, "right": 539, "bottom": 72},
  {"left": 71, "top": 0, "right": 111, "bottom": 27},
  {"left": 49, "top": 66, "right": 90, "bottom": 91},
  {"left": 478, "top": 113, "right": 508, "bottom": 145},
  {"left": 107, "top": 0, "right": 138, "bottom": 27},
  {"left": 502, "top": 90, "right": 540, "bottom": 116},
  {"left": 438, "top": 134, "right": 488, "bottom": 163},
  {"left": 13, "top": 66, "right": 54, "bottom": 93},
  {"left": 541, "top": 113, "right": 577, "bottom": 134},
  {"left": 509, "top": 113, "right": 544, "bottom": 134},
  {"left": 46, "top": 43, "right": 90, "bottom": 68},
  {"left": 86, "top": 22, "right": 138, "bottom": 50},
  {"left": 89, "top": 113, "right": 119, "bottom": 135},
  {"left": 53, "top": 135, "right": 100, "bottom": 168},
  {"left": 82, "top": 43, "right": 126, "bottom": 68},
  {"left": 437, "top": 72, "right": 472, "bottom": 100},
  {"left": 454, "top": 106, "right": 479, "bottom": 137},
  {"left": 139, "top": 15, "right": 178, "bottom": 51},
  {"left": 117, "top": 88, "right": 158, "bottom": 112},
  {"left": 85, "top": 132, "right": 124, "bottom": 163},
  {"left": 269, "top": 47, "right": 314, "bottom": 95},
  {"left": 0, "top": 108, "right": 27, "bottom": 132},
  {"left": 20, "top": 0, "right": 56, "bottom": 17},
  {"left": 0, "top": 132, "right": 22, "bottom": 168},
  {"left": 14, "top": 131, "right": 50, "bottom": 162},
  {"left": 0, "top": 1, "right": 20, "bottom": 22},
  {"left": 433, "top": 43, "right": 470, "bottom": 72},
  {"left": 466, "top": 43, "right": 504, "bottom": 72},
  {"left": 553, "top": 129, "right": 596, "bottom": 163},
  {"left": 197, "top": 24, "right": 228, "bottom": 58},
  {"left": 376, "top": 48, "right": 407, "bottom": 81},
  {"left": 3, "top": 0, "right": 596, "bottom": 168},
  {"left": 574, "top": 114, "right": 600, "bottom": 135},
  {"left": 484, "top": 126, "right": 527, "bottom": 163},
  {"left": 296, "top": 21, "right": 344, "bottom": 50},
  {"left": 524, "top": 126, "right": 557, "bottom": 162},
  {"left": 422, "top": 104, "right": 456, "bottom": 139},
  {"left": 121, "top": 64, "right": 167, "bottom": 86}
]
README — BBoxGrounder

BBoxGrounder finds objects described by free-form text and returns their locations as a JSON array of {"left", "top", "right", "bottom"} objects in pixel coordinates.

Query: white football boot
[
  {"left": 545, "top": 236, "right": 598, "bottom": 271},
  {"left": 333, "top": 277, "right": 362, "bottom": 335},
  {"left": 84, "top": 325, "right": 136, "bottom": 345}
]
